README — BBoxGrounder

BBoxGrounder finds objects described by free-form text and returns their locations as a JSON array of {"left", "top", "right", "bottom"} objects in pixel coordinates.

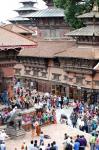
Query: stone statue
[{"left": 6, "top": 107, "right": 25, "bottom": 137}]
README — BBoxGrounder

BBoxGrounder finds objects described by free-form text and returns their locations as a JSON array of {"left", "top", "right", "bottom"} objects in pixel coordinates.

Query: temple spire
[
  {"left": 44, "top": 0, "right": 54, "bottom": 7},
  {"left": 92, "top": 0, "right": 98, "bottom": 12}
]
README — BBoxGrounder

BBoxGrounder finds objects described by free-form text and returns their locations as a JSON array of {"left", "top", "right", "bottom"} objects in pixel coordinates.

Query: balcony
[{"left": 64, "top": 67, "right": 92, "bottom": 74}]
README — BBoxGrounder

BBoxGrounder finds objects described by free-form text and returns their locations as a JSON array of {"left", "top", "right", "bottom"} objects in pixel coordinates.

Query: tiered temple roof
[
  {"left": 24, "top": 0, "right": 64, "bottom": 18},
  {"left": 67, "top": 3, "right": 99, "bottom": 45},
  {"left": 25, "top": 7, "right": 64, "bottom": 18},
  {"left": 9, "top": 0, "right": 38, "bottom": 25},
  {"left": 55, "top": 3, "right": 99, "bottom": 59},
  {"left": 16, "top": 0, "right": 38, "bottom": 14},
  {"left": 44, "top": 0, "right": 54, "bottom": 7},
  {"left": 20, "top": 0, "right": 37, "bottom": 4}
]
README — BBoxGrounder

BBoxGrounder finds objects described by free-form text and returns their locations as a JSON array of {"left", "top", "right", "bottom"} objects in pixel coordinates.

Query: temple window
[
  {"left": 25, "top": 70, "right": 30, "bottom": 75},
  {"left": 53, "top": 58, "right": 60, "bottom": 67},
  {"left": 41, "top": 72, "right": 47, "bottom": 78},
  {"left": 95, "top": 81, "right": 99, "bottom": 86},
  {"left": 86, "top": 81, "right": 91, "bottom": 85},
  {"left": 50, "top": 29, "right": 56, "bottom": 38},
  {"left": 43, "top": 30, "right": 50, "bottom": 37},
  {"left": 76, "top": 77, "right": 83, "bottom": 84},
  {"left": 69, "top": 78, "right": 73, "bottom": 82},
  {"left": 33, "top": 70, "right": 39, "bottom": 77},
  {"left": 39, "top": 18, "right": 43, "bottom": 25},
  {"left": 56, "top": 30, "right": 60, "bottom": 37},
  {"left": 15, "top": 69, "right": 21, "bottom": 75},
  {"left": 64, "top": 75, "right": 68, "bottom": 81},
  {"left": 52, "top": 73, "right": 61, "bottom": 81},
  {"left": 50, "top": 18, "right": 54, "bottom": 25}
]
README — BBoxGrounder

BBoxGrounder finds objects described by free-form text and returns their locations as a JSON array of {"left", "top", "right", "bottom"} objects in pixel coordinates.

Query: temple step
[{"left": 6, "top": 127, "right": 25, "bottom": 137}]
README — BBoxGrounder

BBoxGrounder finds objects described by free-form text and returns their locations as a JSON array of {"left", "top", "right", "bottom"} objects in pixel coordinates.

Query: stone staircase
[{"left": 6, "top": 126, "right": 25, "bottom": 138}]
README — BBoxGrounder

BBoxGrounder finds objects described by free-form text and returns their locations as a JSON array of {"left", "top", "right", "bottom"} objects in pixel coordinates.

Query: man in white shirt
[
  {"left": 28, "top": 140, "right": 34, "bottom": 150},
  {"left": 40, "top": 132, "right": 44, "bottom": 145},
  {"left": 1, "top": 141, "right": 6, "bottom": 150},
  {"left": 0, "top": 130, "right": 8, "bottom": 143}
]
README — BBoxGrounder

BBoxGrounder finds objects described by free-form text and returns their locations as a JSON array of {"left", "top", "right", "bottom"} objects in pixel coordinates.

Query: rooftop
[
  {"left": 24, "top": 7, "right": 65, "bottom": 18},
  {"left": 0, "top": 26, "right": 36, "bottom": 47},
  {"left": 67, "top": 25, "right": 99, "bottom": 36},
  {"left": 9, "top": 16, "right": 29, "bottom": 21},
  {"left": 2, "top": 24, "right": 36, "bottom": 34},
  {"left": 20, "top": 0, "right": 37, "bottom": 3},
  {"left": 55, "top": 45, "right": 99, "bottom": 59},
  {"left": 19, "top": 40, "right": 74, "bottom": 58},
  {"left": 15, "top": 6, "right": 38, "bottom": 11},
  {"left": 78, "top": 11, "right": 99, "bottom": 19},
  {"left": 77, "top": 3, "right": 99, "bottom": 19}
]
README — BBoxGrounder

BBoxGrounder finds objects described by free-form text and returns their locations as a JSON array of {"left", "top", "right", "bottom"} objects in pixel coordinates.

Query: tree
[{"left": 54, "top": 0, "right": 99, "bottom": 28}]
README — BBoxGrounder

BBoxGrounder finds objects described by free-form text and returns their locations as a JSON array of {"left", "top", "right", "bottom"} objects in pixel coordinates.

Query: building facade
[
  {"left": 14, "top": 4, "right": 99, "bottom": 103},
  {"left": 0, "top": 26, "right": 36, "bottom": 98}
]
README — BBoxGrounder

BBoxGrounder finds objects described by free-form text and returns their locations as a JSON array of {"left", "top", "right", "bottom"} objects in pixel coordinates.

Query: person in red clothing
[
  {"left": 21, "top": 141, "right": 27, "bottom": 150},
  {"left": 52, "top": 109, "right": 57, "bottom": 124},
  {"left": 35, "top": 122, "right": 41, "bottom": 136}
]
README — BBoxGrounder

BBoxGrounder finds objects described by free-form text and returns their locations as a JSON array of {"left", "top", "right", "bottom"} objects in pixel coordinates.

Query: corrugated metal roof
[
  {"left": 24, "top": 8, "right": 65, "bottom": 18},
  {"left": 67, "top": 25, "right": 99, "bottom": 36}
]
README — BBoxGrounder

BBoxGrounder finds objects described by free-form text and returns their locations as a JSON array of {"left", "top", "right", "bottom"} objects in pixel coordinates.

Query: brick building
[
  {"left": 14, "top": 3, "right": 99, "bottom": 102},
  {"left": 0, "top": 26, "right": 36, "bottom": 97}
]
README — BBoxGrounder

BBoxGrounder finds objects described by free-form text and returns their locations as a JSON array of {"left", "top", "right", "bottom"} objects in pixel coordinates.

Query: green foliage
[{"left": 54, "top": 0, "right": 99, "bottom": 29}]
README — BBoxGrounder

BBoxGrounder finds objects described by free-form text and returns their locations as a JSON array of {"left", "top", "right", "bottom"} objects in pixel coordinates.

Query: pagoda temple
[
  {"left": 9, "top": 0, "right": 39, "bottom": 26},
  {"left": 24, "top": 0, "right": 69, "bottom": 39},
  {"left": 54, "top": 3, "right": 99, "bottom": 101},
  {"left": 68, "top": 2, "right": 99, "bottom": 45},
  {"left": 15, "top": 3, "right": 99, "bottom": 103}
]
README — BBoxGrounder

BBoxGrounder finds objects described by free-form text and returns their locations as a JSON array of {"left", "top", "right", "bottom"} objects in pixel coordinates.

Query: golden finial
[{"left": 92, "top": 1, "right": 98, "bottom": 12}]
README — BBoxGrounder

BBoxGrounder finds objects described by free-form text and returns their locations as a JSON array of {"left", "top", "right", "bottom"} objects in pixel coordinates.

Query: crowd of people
[
  {"left": 20, "top": 139, "right": 58, "bottom": 150},
  {"left": 63, "top": 133, "right": 99, "bottom": 150},
  {"left": 0, "top": 82, "right": 99, "bottom": 150},
  {"left": 69, "top": 101, "right": 99, "bottom": 133}
]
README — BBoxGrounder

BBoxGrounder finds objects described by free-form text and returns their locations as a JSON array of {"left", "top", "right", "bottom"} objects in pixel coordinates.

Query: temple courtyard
[{"left": 5, "top": 107, "right": 91, "bottom": 150}]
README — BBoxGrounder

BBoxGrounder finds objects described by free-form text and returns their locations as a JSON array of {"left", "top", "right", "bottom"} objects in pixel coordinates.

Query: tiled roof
[
  {"left": 24, "top": 8, "right": 65, "bottom": 18},
  {"left": 9, "top": 16, "right": 29, "bottom": 21},
  {"left": 67, "top": 25, "right": 99, "bottom": 36},
  {"left": 20, "top": 0, "right": 37, "bottom": 3},
  {"left": 55, "top": 45, "right": 99, "bottom": 59},
  {"left": 2, "top": 24, "right": 35, "bottom": 34},
  {"left": 78, "top": 11, "right": 99, "bottom": 19},
  {"left": 0, "top": 26, "right": 36, "bottom": 47},
  {"left": 19, "top": 40, "right": 74, "bottom": 58},
  {"left": 15, "top": 6, "right": 38, "bottom": 11}
]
